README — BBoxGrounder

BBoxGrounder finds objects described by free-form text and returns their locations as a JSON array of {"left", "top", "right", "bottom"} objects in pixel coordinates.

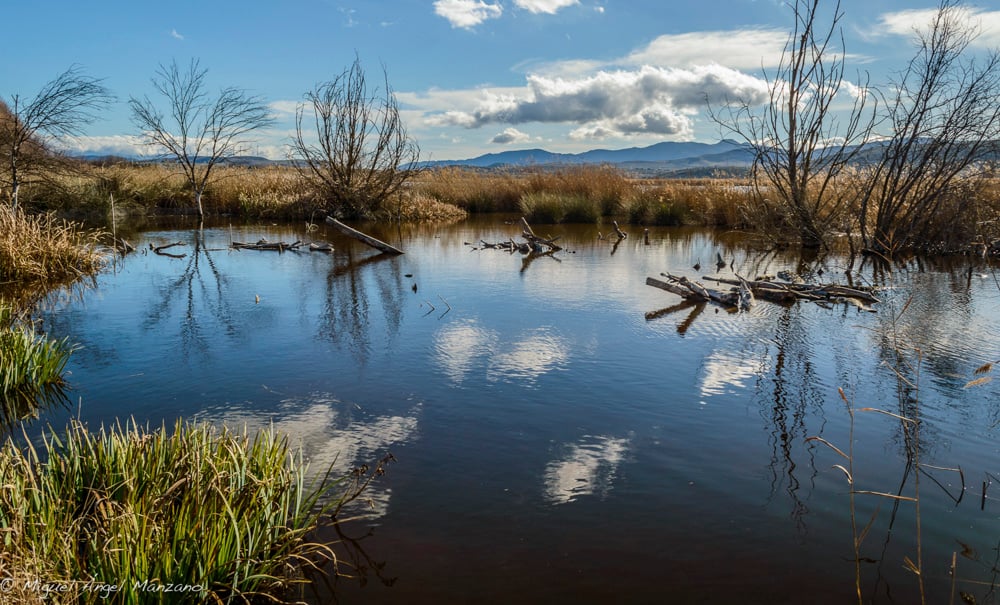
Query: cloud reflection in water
[
  {"left": 199, "top": 393, "right": 419, "bottom": 519},
  {"left": 433, "top": 320, "right": 499, "bottom": 385},
  {"left": 543, "top": 435, "right": 630, "bottom": 505},
  {"left": 698, "top": 350, "right": 765, "bottom": 400},
  {"left": 434, "top": 320, "right": 570, "bottom": 387}
]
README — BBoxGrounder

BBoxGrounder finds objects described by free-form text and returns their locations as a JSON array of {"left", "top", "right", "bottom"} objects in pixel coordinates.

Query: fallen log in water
[
  {"left": 229, "top": 239, "right": 336, "bottom": 253},
  {"left": 701, "top": 275, "right": 880, "bottom": 304},
  {"left": 666, "top": 273, "right": 742, "bottom": 307},
  {"left": 520, "top": 217, "right": 563, "bottom": 252},
  {"left": 646, "top": 275, "right": 740, "bottom": 308},
  {"left": 231, "top": 239, "right": 305, "bottom": 252},
  {"left": 326, "top": 217, "right": 404, "bottom": 255},
  {"left": 647, "top": 272, "right": 880, "bottom": 312}
]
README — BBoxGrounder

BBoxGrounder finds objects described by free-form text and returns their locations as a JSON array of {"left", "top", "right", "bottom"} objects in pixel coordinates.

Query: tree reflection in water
[
  {"left": 319, "top": 247, "right": 405, "bottom": 366},
  {"left": 758, "top": 304, "right": 825, "bottom": 533},
  {"left": 143, "top": 229, "right": 238, "bottom": 360}
]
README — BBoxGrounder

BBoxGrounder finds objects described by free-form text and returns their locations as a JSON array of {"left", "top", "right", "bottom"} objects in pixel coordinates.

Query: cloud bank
[
  {"left": 625, "top": 29, "right": 789, "bottom": 70},
  {"left": 431, "top": 64, "right": 768, "bottom": 139},
  {"left": 59, "top": 135, "right": 148, "bottom": 158}
]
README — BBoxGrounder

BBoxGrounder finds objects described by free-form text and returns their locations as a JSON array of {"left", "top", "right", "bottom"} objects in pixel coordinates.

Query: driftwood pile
[
  {"left": 646, "top": 272, "right": 880, "bottom": 312},
  {"left": 473, "top": 217, "right": 563, "bottom": 253}
]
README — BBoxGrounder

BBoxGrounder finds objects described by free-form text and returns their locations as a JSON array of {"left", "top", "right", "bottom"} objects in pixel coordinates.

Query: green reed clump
[
  {"left": 0, "top": 205, "right": 105, "bottom": 283},
  {"left": 519, "top": 192, "right": 601, "bottom": 224},
  {"left": 0, "top": 420, "right": 354, "bottom": 604},
  {"left": 624, "top": 189, "right": 688, "bottom": 225},
  {"left": 0, "top": 305, "right": 71, "bottom": 422},
  {"left": 525, "top": 164, "right": 633, "bottom": 216}
]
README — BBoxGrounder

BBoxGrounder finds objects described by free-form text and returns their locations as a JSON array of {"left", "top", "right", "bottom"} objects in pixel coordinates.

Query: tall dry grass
[
  {"left": 26, "top": 163, "right": 466, "bottom": 221},
  {"left": 0, "top": 206, "right": 105, "bottom": 283},
  {"left": 25, "top": 164, "right": 317, "bottom": 218},
  {"left": 415, "top": 167, "right": 527, "bottom": 212},
  {"left": 415, "top": 165, "right": 756, "bottom": 227},
  {"left": 628, "top": 177, "right": 753, "bottom": 227},
  {"left": 19, "top": 159, "right": 1000, "bottom": 246}
]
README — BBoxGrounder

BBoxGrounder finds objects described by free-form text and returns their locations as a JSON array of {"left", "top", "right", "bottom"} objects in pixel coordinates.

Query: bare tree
[
  {"left": 0, "top": 66, "right": 112, "bottom": 209},
  {"left": 129, "top": 60, "right": 273, "bottom": 218},
  {"left": 290, "top": 56, "right": 420, "bottom": 219},
  {"left": 715, "top": 0, "right": 875, "bottom": 248},
  {"left": 857, "top": 0, "right": 1000, "bottom": 255}
]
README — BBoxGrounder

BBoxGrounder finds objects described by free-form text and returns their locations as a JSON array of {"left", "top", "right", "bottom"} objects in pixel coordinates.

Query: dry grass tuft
[
  {"left": 415, "top": 167, "right": 527, "bottom": 212},
  {"left": 0, "top": 206, "right": 106, "bottom": 283},
  {"left": 386, "top": 192, "right": 468, "bottom": 222}
]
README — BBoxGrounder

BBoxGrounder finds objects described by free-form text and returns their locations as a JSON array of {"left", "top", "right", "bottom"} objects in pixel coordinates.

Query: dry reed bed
[
  {"left": 415, "top": 166, "right": 754, "bottom": 226},
  {"left": 0, "top": 206, "right": 105, "bottom": 283},
  {"left": 16, "top": 162, "right": 1000, "bottom": 243}
]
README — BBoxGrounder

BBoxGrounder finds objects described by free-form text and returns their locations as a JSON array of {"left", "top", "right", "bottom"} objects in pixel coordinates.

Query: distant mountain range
[
  {"left": 85, "top": 137, "right": 1000, "bottom": 178},
  {"left": 419, "top": 139, "right": 755, "bottom": 176},
  {"left": 75, "top": 140, "right": 757, "bottom": 177}
]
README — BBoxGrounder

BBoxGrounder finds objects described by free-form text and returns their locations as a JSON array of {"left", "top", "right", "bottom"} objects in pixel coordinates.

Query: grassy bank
[
  {"left": 14, "top": 161, "right": 1000, "bottom": 252},
  {"left": 21, "top": 163, "right": 467, "bottom": 222},
  {"left": 0, "top": 420, "right": 365, "bottom": 604},
  {"left": 18, "top": 162, "right": 745, "bottom": 227}
]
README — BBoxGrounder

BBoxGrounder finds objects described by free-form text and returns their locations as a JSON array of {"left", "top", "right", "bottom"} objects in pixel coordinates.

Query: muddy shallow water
[{"left": 21, "top": 216, "right": 1000, "bottom": 604}]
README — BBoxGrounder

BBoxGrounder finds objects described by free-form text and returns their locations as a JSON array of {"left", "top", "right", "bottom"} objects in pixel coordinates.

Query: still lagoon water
[{"left": 22, "top": 216, "right": 1000, "bottom": 603}]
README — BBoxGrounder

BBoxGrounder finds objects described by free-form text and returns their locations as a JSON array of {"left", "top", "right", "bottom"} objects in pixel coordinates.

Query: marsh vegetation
[{"left": 0, "top": 419, "right": 386, "bottom": 604}]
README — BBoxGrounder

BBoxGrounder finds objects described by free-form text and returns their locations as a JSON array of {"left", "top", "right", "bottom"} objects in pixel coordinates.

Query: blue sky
[{"left": 3, "top": 0, "right": 999, "bottom": 160}]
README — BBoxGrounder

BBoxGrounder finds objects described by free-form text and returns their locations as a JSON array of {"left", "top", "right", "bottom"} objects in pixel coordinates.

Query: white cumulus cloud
[
  {"left": 434, "top": 0, "right": 503, "bottom": 29},
  {"left": 514, "top": 0, "right": 579, "bottom": 15},
  {"left": 434, "top": 64, "right": 768, "bottom": 138},
  {"left": 491, "top": 127, "right": 532, "bottom": 144}
]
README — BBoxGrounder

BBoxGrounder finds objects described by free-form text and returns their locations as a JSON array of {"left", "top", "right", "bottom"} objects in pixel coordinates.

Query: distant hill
[{"left": 420, "top": 139, "right": 754, "bottom": 173}]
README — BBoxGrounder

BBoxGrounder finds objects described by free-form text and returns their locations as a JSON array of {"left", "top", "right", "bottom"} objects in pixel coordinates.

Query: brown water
[{"left": 20, "top": 216, "right": 1000, "bottom": 604}]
